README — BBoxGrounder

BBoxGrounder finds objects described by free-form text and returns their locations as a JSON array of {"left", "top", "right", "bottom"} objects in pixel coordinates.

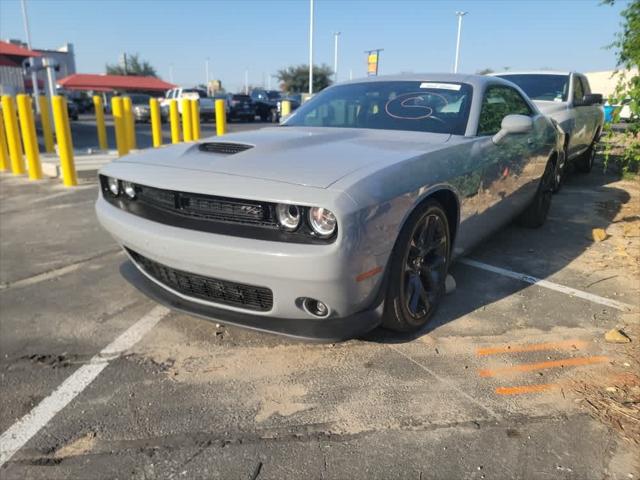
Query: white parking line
[
  {"left": 458, "top": 258, "right": 634, "bottom": 311},
  {"left": 0, "top": 305, "right": 170, "bottom": 466}
]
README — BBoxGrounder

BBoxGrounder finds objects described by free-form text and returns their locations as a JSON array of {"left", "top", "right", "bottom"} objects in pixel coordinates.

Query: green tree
[
  {"left": 106, "top": 53, "right": 158, "bottom": 77},
  {"left": 603, "top": 0, "right": 639, "bottom": 174},
  {"left": 476, "top": 68, "right": 494, "bottom": 75},
  {"left": 276, "top": 64, "right": 333, "bottom": 93}
]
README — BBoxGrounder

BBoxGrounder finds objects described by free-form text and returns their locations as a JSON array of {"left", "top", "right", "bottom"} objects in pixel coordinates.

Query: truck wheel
[
  {"left": 575, "top": 139, "right": 597, "bottom": 174},
  {"left": 552, "top": 141, "right": 569, "bottom": 193},
  {"left": 382, "top": 200, "right": 450, "bottom": 333},
  {"left": 518, "top": 158, "right": 554, "bottom": 228}
]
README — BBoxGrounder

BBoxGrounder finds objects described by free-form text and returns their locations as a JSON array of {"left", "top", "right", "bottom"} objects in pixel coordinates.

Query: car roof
[
  {"left": 490, "top": 71, "right": 572, "bottom": 76},
  {"left": 338, "top": 73, "right": 515, "bottom": 90}
]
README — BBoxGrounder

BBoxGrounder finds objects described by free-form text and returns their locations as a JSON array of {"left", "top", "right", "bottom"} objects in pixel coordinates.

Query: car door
[
  {"left": 569, "top": 74, "right": 590, "bottom": 156},
  {"left": 469, "top": 85, "right": 542, "bottom": 233},
  {"left": 576, "top": 75, "right": 599, "bottom": 145}
]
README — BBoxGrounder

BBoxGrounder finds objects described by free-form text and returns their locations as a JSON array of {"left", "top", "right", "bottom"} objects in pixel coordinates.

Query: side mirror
[
  {"left": 492, "top": 114, "right": 533, "bottom": 145},
  {"left": 580, "top": 93, "right": 603, "bottom": 106}
]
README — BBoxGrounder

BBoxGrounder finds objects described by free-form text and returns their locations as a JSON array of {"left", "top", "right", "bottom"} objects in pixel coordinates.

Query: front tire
[
  {"left": 518, "top": 158, "right": 554, "bottom": 228},
  {"left": 382, "top": 200, "right": 451, "bottom": 332},
  {"left": 575, "top": 138, "right": 597, "bottom": 173}
]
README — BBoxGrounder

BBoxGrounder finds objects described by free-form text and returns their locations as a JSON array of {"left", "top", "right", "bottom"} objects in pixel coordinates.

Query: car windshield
[
  {"left": 266, "top": 91, "right": 281, "bottom": 100},
  {"left": 130, "top": 94, "right": 150, "bottom": 105},
  {"left": 497, "top": 74, "right": 569, "bottom": 102},
  {"left": 283, "top": 81, "right": 472, "bottom": 135}
]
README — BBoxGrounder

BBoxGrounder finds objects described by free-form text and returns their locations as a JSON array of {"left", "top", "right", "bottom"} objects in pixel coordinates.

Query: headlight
[
  {"left": 107, "top": 177, "right": 119, "bottom": 195},
  {"left": 122, "top": 181, "right": 136, "bottom": 199},
  {"left": 308, "top": 207, "right": 337, "bottom": 237},
  {"left": 276, "top": 203, "right": 301, "bottom": 231}
]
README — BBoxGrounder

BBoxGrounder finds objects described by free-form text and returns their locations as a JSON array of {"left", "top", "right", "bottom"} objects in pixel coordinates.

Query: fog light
[
  {"left": 302, "top": 298, "right": 330, "bottom": 318},
  {"left": 107, "top": 177, "right": 119, "bottom": 196},
  {"left": 123, "top": 181, "right": 136, "bottom": 199}
]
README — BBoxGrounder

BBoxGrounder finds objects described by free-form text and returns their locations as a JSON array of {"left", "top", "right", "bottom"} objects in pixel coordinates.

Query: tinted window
[
  {"left": 572, "top": 76, "right": 584, "bottom": 103},
  {"left": 130, "top": 94, "right": 150, "bottom": 105},
  {"left": 183, "top": 89, "right": 207, "bottom": 98},
  {"left": 478, "top": 86, "right": 532, "bottom": 136},
  {"left": 231, "top": 95, "right": 251, "bottom": 101},
  {"left": 284, "top": 81, "right": 473, "bottom": 135},
  {"left": 498, "top": 74, "right": 570, "bottom": 102}
]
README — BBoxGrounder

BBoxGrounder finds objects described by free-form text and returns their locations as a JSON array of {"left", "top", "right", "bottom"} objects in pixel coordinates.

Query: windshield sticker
[
  {"left": 419, "top": 82, "right": 461, "bottom": 91},
  {"left": 384, "top": 92, "right": 448, "bottom": 122}
]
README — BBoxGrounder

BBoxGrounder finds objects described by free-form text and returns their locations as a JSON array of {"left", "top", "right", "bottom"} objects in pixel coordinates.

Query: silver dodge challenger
[{"left": 96, "top": 74, "right": 563, "bottom": 340}]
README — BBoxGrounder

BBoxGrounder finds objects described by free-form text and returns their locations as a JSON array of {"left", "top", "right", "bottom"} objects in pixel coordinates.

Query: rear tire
[
  {"left": 382, "top": 200, "right": 451, "bottom": 332},
  {"left": 518, "top": 159, "right": 554, "bottom": 228}
]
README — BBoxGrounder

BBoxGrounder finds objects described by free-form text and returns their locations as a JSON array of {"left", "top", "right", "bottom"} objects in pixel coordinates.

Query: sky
[{"left": 0, "top": 0, "right": 629, "bottom": 92}]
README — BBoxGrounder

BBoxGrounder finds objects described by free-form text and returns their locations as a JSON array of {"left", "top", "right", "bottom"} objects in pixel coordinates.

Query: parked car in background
[
  {"left": 250, "top": 89, "right": 281, "bottom": 121},
  {"left": 161, "top": 87, "right": 215, "bottom": 121},
  {"left": 275, "top": 93, "right": 302, "bottom": 122},
  {"left": 130, "top": 93, "right": 152, "bottom": 122},
  {"left": 66, "top": 97, "right": 79, "bottom": 121},
  {"left": 225, "top": 93, "right": 256, "bottom": 122},
  {"left": 493, "top": 71, "right": 604, "bottom": 190},
  {"left": 619, "top": 98, "right": 637, "bottom": 122},
  {"left": 97, "top": 74, "right": 564, "bottom": 340}
]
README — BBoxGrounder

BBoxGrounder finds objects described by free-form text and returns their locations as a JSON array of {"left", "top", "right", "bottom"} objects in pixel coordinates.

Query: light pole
[
  {"left": 453, "top": 11, "right": 467, "bottom": 74},
  {"left": 20, "top": 0, "right": 40, "bottom": 112},
  {"left": 308, "top": 0, "right": 314, "bottom": 95},
  {"left": 333, "top": 32, "right": 341, "bottom": 83}
]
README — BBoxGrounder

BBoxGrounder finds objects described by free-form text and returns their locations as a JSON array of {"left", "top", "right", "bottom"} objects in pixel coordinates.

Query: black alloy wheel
[{"left": 383, "top": 200, "right": 450, "bottom": 332}]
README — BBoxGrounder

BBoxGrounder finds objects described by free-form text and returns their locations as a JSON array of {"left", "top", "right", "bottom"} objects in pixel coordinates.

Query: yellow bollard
[
  {"left": 52, "top": 95, "right": 77, "bottom": 187},
  {"left": 38, "top": 95, "right": 55, "bottom": 153},
  {"left": 93, "top": 95, "right": 108, "bottom": 151},
  {"left": 111, "top": 96, "right": 128, "bottom": 156},
  {"left": 169, "top": 99, "right": 181, "bottom": 144},
  {"left": 0, "top": 113, "right": 10, "bottom": 171},
  {"left": 182, "top": 98, "right": 193, "bottom": 142},
  {"left": 191, "top": 99, "right": 200, "bottom": 140},
  {"left": 123, "top": 96, "right": 136, "bottom": 150},
  {"left": 215, "top": 98, "right": 227, "bottom": 136},
  {"left": 150, "top": 98, "right": 162, "bottom": 148},
  {"left": 281, "top": 100, "right": 291, "bottom": 118},
  {"left": 1, "top": 96, "right": 25, "bottom": 175},
  {"left": 16, "top": 94, "right": 43, "bottom": 180}
]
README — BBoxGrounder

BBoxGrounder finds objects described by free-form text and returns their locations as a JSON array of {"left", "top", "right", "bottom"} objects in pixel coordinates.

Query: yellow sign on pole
[{"left": 366, "top": 49, "right": 382, "bottom": 76}]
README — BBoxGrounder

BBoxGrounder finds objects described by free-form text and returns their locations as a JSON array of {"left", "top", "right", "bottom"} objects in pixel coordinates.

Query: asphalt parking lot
[{"left": 0, "top": 143, "right": 639, "bottom": 478}]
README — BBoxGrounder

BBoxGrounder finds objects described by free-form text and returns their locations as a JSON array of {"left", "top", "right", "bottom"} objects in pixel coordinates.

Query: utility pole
[
  {"left": 453, "top": 11, "right": 467, "bottom": 74},
  {"left": 20, "top": 0, "right": 40, "bottom": 112},
  {"left": 308, "top": 0, "right": 314, "bottom": 95},
  {"left": 333, "top": 32, "right": 341, "bottom": 83}
]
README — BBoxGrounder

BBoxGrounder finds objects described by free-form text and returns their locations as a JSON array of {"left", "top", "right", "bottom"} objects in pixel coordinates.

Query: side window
[
  {"left": 572, "top": 76, "right": 584, "bottom": 104},
  {"left": 477, "top": 86, "right": 532, "bottom": 136}
]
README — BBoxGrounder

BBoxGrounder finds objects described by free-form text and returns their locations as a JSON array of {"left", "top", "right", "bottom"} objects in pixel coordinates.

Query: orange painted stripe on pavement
[
  {"left": 495, "top": 384, "right": 558, "bottom": 395},
  {"left": 356, "top": 266, "right": 383, "bottom": 282},
  {"left": 476, "top": 339, "right": 587, "bottom": 356},
  {"left": 479, "top": 356, "right": 609, "bottom": 378}
]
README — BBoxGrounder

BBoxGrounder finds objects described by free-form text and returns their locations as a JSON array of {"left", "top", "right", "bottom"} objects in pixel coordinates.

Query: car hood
[
  {"left": 533, "top": 100, "right": 568, "bottom": 115},
  {"left": 119, "top": 127, "right": 452, "bottom": 189}
]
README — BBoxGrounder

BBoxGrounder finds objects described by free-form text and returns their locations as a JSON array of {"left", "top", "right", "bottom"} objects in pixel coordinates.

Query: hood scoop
[{"left": 198, "top": 142, "right": 253, "bottom": 155}]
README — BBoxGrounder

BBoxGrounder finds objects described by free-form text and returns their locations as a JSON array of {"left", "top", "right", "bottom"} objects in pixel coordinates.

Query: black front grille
[
  {"left": 198, "top": 142, "right": 253, "bottom": 154},
  {"left": 136, "top": 185, "right": 275, "bottom": 227},
  {"left": 128, "top": 249, "right": 273, "bottom": 312}
]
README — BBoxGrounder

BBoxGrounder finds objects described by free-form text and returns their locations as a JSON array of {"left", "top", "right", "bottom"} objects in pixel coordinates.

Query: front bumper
[
  {"left": 121, "top": 260, "right": 383, "bottom": 340},
  {"left": 96, "top": 196, "right": 387, "bottom": 338}
]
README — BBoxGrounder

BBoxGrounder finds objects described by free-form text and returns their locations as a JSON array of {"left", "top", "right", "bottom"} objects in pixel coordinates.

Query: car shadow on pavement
[{"left": 362, "top": 161, "right": 631, "bottom": 344}]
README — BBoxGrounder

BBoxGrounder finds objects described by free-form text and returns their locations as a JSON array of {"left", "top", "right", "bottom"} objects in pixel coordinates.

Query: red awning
[
  {"left": 0, "top": 41, "right": 41, "bottom": 58},
  {"left": 57, "top": 73, "right": 175, "bottom": 92}
]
